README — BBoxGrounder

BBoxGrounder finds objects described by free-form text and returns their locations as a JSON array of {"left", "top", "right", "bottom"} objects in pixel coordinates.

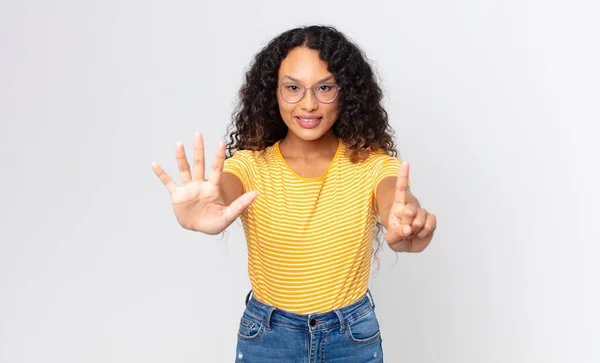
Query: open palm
[{"left": 152, "top": 132, "right": 257, "bottom": 235}]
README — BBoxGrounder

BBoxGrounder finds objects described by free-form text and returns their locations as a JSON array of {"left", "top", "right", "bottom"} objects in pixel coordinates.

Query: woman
[{"left": 152, "top": 25, "right": 437, "bottom": 362}]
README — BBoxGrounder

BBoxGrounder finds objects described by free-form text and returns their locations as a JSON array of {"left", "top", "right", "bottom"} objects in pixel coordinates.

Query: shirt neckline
[{"left": 275, "top": 138, "right": 342, "bottom": 181}]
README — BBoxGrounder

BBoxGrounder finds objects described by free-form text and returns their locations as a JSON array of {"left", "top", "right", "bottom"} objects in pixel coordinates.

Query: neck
[{"left": 280, "top": 131, "right": 338, "bottom": 158}]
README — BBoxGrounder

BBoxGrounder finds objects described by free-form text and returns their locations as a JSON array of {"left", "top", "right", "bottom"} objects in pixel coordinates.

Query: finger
[
  {"left": 394, "top": 160, "right": 410, "bottom": 205},
  {"left": 152, "top": 162, "right": 176, "bottom": 194},
  {"left": 222, "top": 190, "right": 258, "bottom": 224},
  {"left": 175, "top": 141, "right": 192, "bottom": 183},
  {"left": 400, "top": 203, "right": 418, "bottom": 226},
  {"left": 208, "top": 140, "right": 226, "bottom": 186},
  {"left": 385, "top": 224, "right": 412, "bottom": 244},
  {"left": 409, "top": 208, "right": 428, "bottom": 236},
  {"left": 416, "top": 213, "right": 437, "bottom": 239},
  {"left": 193, "top": 132, "right": 206, "bottom": 181}
]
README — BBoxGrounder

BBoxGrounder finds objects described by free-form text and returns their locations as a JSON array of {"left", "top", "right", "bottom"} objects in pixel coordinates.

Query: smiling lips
[{"left": 295, "top": 115, "right": 322, "bottom": 129}]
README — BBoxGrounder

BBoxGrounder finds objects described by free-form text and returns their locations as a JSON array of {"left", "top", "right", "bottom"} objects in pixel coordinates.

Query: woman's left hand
[{"left": 385, "top": 161, "right": 437, "bottom": 253}]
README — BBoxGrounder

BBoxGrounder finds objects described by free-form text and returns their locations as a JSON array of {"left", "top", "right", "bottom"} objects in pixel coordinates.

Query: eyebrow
[{"left": 281, "top": 75, "right": 335, "bottom": 84}]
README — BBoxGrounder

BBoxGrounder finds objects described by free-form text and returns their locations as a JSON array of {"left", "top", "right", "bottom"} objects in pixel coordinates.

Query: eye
[
  {"left": 286, "top": 84, "right": 300, "bottom": 92},
  {"left": 318, "top": 85, "right": 332, "bottom": 92}
]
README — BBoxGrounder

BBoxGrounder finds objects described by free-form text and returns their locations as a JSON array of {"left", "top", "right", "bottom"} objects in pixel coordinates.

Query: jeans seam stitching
[{"left": 345, "top": 306, "right": 374, "bottom": 325}]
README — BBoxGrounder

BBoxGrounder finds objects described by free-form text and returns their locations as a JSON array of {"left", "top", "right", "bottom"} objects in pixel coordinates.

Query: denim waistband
[{"left": 242, "top": 290, "right": 376, "bottom": 334}]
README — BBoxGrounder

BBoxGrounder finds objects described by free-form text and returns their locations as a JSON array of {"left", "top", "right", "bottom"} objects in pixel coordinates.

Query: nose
[{"left": 300, "top": 88, "right": 318, "bottom": 111}]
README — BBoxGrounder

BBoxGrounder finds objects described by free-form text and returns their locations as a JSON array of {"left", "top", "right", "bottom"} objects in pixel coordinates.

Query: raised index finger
[{"left": 394, "top": 160, "right": 410, "bottom": 205}]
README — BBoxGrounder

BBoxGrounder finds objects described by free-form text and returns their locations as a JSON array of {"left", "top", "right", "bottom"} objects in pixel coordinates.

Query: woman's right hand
[{"left": 152, "top": 132, "right": 258, "bottom": 235}]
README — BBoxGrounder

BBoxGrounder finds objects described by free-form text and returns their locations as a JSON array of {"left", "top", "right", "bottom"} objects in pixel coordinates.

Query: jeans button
[{"left": 309, "top": 318, "right": 316, "bottom": 327}]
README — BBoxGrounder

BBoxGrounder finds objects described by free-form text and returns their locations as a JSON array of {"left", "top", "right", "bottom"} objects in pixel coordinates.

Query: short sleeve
[
  {"left": 372, "top": 155, "right": 411, "bottom": 200},
  {"left": 223, "top": 151, "right": 253, "bottom": 193}
]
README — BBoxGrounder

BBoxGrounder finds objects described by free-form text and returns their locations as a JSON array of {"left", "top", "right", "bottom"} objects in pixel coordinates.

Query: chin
[
  {"left": 287, "top": 128, "right": 330, "bottom": 142},
  {"left": 284, "top": 121, "right": 336, "bottom": 142}
]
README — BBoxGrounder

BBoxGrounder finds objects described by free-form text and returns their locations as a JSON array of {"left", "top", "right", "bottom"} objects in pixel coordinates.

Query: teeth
[{"left": 299, "top": 118, "right": 319, "bottom": 122}]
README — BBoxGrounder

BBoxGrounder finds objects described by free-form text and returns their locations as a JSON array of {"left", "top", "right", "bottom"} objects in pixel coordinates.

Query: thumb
[{"left": 222, "top": 190, "right": 258, "bottom": 224}]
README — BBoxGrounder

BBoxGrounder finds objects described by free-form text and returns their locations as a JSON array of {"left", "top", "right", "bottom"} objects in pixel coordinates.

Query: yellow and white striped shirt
[{"left": 223, "top": 138, "right": 402, "bottom": 314}]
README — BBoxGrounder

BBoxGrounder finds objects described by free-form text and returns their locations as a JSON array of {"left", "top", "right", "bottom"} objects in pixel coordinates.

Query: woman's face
[{"left": 277, "top": 47, "right": 340, "bottom": 142}]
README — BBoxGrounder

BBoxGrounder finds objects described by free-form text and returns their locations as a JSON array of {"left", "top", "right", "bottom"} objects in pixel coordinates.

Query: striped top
[{"left": 223, "top": 138, "right": 402, "bottom": 314}]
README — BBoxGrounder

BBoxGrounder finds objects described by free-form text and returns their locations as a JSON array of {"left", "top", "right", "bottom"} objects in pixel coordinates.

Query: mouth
[{"left": 294, "top": 116, "right": 322, "bottom": 129}]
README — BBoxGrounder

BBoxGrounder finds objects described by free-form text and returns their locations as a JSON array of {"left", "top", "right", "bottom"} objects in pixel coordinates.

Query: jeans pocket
[
  {"left": 346, "top": 308, "right": 381, "bottom": 344},
  {"left": 237, "top": 311, "right": 265, "bottom": 342}
]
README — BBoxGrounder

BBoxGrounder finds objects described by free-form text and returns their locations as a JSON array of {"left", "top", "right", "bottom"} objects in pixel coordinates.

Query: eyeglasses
[{"left": 278, "top": 83, "right": 341, "bottom": 104}]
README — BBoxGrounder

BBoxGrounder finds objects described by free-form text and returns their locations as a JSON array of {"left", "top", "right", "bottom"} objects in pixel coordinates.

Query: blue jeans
[{"left": 235, "top": 290, "right": 384, "bottom": 362}]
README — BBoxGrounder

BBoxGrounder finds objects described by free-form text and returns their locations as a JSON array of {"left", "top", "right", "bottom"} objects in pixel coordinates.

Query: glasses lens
[
  {"left": 314, "top": 84, "right": 339, "bottom": 103},
  {"left": 280, "top": 83, "right": 305, "bottom": 103}
]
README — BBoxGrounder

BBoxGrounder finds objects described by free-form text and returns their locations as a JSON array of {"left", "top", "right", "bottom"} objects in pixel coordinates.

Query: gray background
[{"left": 1, "top": 0, "right": 599, "bottom": 362}]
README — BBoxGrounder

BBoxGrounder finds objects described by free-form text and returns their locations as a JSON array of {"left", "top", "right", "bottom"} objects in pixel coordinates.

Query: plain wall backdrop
[{"left": 1, "top": 0, "right": 598, "bottom": 362}]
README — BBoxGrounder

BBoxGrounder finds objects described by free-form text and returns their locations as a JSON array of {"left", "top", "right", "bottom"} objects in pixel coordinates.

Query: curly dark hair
[
  {"left": 224, "top": 25, "right": 401, "bottom": 265},
  {"left": 225, "top": 25, "right": 398, "bottom": 162}
]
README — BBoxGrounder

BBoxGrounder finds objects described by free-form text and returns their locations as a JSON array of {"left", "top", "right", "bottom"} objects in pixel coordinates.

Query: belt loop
[
  {"left": 334, "top": 309, "right": 346, "bottom": 334},
  {"left": 245, "top": 290, "right": 253, "bottom": 305},
  {"left": 366, "top": 289, "right": 376, "bottom": 309},
  {"left": 264, "top": 306, "right": 276, "bottom": 330}
]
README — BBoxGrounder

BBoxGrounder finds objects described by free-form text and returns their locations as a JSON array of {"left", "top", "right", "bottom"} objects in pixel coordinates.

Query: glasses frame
[{"left": 278, "top": 82, "right": 342, "bottom": 104}]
